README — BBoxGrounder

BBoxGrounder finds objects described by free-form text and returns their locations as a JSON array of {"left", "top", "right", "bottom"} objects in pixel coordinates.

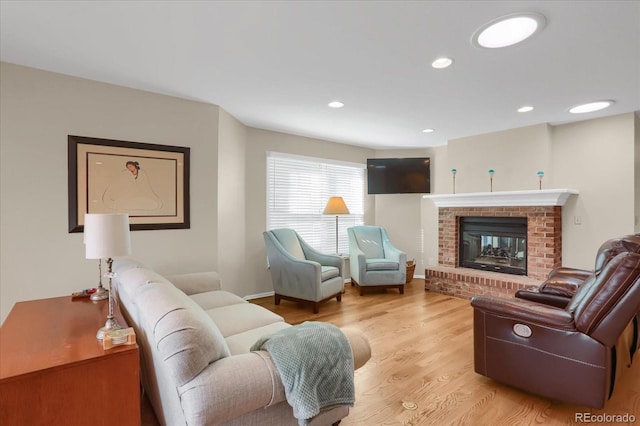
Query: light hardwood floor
[
  {"left": 142, "top": 279, "right": 639, "bottom": 425},
  {"left": 251, "top": 280, "right": 640, "bottom": 426}
]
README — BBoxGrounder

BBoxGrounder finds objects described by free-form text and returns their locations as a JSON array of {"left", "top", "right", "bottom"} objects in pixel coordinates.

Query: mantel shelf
[{"left": 423, "top": 189, "right": 579, "bottom": 208}]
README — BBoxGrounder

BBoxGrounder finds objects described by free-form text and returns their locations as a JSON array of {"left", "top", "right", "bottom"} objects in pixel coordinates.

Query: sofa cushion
[
  {"left": 205, "top": 304, "right": 285, "bottom": 338},
  {"left": 189, "top": 290, "right": 247, "bottom": 310},
  {"left": 225, "top": 322, "right": 292, "bottom": 355},
  {"left": 366, "top": 259, "right": 399, "bottom": 271},
  {"left": 134, "top": 281, "right": 231, "bottom": 387},
  {"left": 321, "top": 266, "right": 340, "bottom": 281},
  {"left": 271, "top": 229, "right": 306, "bottom": 260}
]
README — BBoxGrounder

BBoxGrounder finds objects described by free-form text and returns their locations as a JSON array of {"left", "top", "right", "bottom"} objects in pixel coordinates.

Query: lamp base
[
  {"left": 96, "top": 317, "right": 123, "bottom": 340},
  {"left": 90, "top": 286, "right": 108, "bottom": 301}
]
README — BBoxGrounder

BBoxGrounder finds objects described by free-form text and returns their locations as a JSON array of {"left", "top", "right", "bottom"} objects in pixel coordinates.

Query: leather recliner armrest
[
  {"left": 471, "top": 295, "right": 576, "bottom": 330},
  {"left": 514, "top": 287, "right": 571, "bottom": 308},
  {"left": 548, "top": 267, "right": 593, "bottom": 281}
]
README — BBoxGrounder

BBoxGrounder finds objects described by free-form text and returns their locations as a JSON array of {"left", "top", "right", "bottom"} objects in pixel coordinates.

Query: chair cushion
[
  {"left": 321, "top": 266, "right": 340, "bottom": 281},
  {"left": 352, "top": 227, "right": 384, "bottom": 258},
  {"left": 366, "top": 259, "right": 399, "bottom": 271},
  {"left": 271, "top": 229, "right": 306, "bottom": 260}
]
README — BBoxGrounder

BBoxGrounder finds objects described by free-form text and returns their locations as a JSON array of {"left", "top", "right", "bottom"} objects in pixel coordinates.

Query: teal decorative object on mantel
[
  {"left": 488, "top": 169, "right": 495, "bottom": 192},
  {"left": 451, "top": 168, "right": 457, "bottom": 194},
  {"left": 537, "top": 171, "right": 545, "bottom": 190}
]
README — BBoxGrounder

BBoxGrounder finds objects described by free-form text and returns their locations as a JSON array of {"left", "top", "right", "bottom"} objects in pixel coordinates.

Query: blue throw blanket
[{"left": 251, "top": 321, "right": 355, "bottom": 425}]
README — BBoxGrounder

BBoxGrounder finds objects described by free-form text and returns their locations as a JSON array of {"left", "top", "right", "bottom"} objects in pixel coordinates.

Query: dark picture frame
[{"left": 68, "top": 135, "right": 190, "bottom": 232}]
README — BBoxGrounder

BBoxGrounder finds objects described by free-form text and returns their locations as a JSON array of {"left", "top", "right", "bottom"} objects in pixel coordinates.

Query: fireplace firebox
[{"left": 459, "top": 216, "right": 527, "bottom": 276}]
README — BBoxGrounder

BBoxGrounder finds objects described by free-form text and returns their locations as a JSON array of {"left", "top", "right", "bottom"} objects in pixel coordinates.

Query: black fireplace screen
[{"left": 459, "top": 216, "right": 527, "bottom": 276}]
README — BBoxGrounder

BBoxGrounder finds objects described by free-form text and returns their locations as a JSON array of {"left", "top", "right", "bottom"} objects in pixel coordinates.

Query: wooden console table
[{"left": 0, "top": 296, "right": 140, "bottom": 426}]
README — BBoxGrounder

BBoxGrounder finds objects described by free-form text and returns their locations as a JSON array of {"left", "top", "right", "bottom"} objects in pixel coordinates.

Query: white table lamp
[{"left": 84, "top": 213, "right": 131, "bottom": 340}]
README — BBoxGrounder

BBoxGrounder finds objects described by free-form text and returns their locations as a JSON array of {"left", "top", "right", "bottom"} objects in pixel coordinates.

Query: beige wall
[
  {"left": 217, "top": 109, "right": 248, "bottom": 293},
  {"left": 421, "top": 114, "right": 636, "bottom": 272},
  {"left": 244, "top": 128, "right": 375, "bottom": 296},
  {"left": 0, "top": 62, "right": 220, "bottom": 322},
  {"left": 2, "top": 62, "right": 637, "bottom": 322},
  {"left": 635, "top": 112, "right": 640, "bottom": 233},
  {"left": 551, "top": 113, "right": 635, "bottom": 267}
]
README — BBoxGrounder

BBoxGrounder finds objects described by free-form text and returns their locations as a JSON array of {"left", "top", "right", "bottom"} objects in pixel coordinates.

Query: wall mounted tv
[{"left": 367, "top": 158, "right": 431, "bottom": 194}]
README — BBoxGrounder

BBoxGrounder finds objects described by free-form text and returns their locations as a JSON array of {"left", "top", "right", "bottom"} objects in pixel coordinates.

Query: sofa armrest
[
  {"left": 178, "top": 352, "right": 287, "bottom": 425},
  {"left": 341, "top": 327, "right": 372, "bottom": 369},
  {"left": 471, "top": 295, "right": 576, "bottom": 330},
  {"left": 165, "top": 272, "right": 222, "bottom": 295},
  {"left": 178, "top": 328, "right": 371, "bottom": 425}
]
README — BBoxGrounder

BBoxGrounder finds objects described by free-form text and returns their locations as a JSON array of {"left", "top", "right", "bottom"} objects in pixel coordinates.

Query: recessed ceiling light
[
  {"left": 472, "top": 12, "right": 546, "bottom": 48},
  {"left": 517, "top": 106, "right": 534, "bottom": 113},
  {"left": 431, "top": 57, "right": 453, "bottom": 69},
  {"left": 569, "top": 100, "right": 614, "bottom": 114},
  {"left": 422, "top": 128, "right": 434, "bottom": 133},
  {"left": 328, "top": 101, "right": 344, "bottom": 108}
]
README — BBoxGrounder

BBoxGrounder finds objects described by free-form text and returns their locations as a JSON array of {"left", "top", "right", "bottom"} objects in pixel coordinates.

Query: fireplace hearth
[{"left": 459, "top": 216, "right": 527, "bottom": 276}]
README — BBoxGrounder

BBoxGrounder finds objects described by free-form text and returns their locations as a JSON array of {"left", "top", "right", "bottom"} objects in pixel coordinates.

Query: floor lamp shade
[
  {"left": 84, "top": 214, "right": 132, "bottom": 259},
  {"left": 323, "top": 197, "right": 350, "bottom": 215}
]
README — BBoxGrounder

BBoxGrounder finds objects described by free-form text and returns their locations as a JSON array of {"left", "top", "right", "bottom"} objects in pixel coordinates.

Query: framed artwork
[{"left": 68, "top": 135, "right": 190, "bottom": 232}]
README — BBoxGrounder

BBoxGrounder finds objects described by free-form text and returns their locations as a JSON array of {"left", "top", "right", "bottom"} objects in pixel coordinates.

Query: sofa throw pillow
[{"left": 134, "top": 281, "right": 230, "bottom": 387}]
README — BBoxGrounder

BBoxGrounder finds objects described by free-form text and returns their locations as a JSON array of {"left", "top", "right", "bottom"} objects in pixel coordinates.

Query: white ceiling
[{"left": 1, "top": 1, "right": 638, "bottom": 149}]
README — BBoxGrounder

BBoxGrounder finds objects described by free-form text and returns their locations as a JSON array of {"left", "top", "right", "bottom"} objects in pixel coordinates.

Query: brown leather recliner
[
  {"left": 471, "top": 252, "right": 640, "bottom": 408},
  {"left": 515, "top": 234, "right": 640, "bottom": 308},
  {"left": 515, "top": 234, "right": 640, "bottom": 361}
]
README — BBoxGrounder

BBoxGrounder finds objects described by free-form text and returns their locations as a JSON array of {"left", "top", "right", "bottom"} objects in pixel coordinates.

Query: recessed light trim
[
  {"left": 328, "top": 101, "right": 344, "bottom": 108},
  {"left": 422, "top": 128, "right": 434, "bottom": 133},
  {"left": 517, "top": 106, "right": 534, "bottom": 113},
  {"left": 569, "top": 100, "right": 614, "bottom": 114},
  {"left": 431, "top": 57, "right": 453, "bottom": 69},
  {"left": 472, "top": 12, "right": 546, "bottom": 49}
]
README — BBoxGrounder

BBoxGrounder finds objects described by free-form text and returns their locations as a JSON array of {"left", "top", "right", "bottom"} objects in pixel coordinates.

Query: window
[{"left": 266, "top": 152, "right": 365, "bottom": 254}]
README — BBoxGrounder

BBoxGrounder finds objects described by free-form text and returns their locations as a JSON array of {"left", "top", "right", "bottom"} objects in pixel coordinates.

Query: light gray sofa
[{"left": 113, "top": 259, "right": 371, "bottom": 426}]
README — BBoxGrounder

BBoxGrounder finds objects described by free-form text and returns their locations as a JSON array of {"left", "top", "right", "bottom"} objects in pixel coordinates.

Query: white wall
[{"left": 0, "top": 62, "right": 220, "bottom": 322}]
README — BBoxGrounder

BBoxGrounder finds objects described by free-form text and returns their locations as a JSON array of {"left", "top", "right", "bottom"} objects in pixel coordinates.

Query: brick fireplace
[{"left": 423, "top": 189, "right": 578, "bottom": 299}]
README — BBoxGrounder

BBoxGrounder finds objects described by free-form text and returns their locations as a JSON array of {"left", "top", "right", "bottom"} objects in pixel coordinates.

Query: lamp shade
[
  {"left": 323, "top": 197, "right": 350, "bottom": 215},
  {"left": 84, "top": 214, "right": 132, "bottom": 259}
]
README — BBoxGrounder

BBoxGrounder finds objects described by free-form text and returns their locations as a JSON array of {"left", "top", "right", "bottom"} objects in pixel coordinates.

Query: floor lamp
[
  {"left": 323, "top": 196, "right": 350, "bottom": 255},
  {"left": 84, "top": 213, "right": 132, "bottom": 340}
]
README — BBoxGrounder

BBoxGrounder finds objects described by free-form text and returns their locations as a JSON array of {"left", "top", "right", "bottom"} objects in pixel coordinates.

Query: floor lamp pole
[{"left": 335, "top": 215, "right": 339, "bottom": 255}]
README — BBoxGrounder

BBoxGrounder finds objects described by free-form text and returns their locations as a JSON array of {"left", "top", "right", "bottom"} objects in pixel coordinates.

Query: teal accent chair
[
  {"left": 347, "top": 226, "right": 407, "bottom": 296},
  {"left": 263, "top": 229, "right": 345, "bottom": 313}
]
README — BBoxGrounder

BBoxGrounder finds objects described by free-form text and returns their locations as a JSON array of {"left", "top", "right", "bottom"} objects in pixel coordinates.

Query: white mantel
[{"left": 423, "top": 189, "right": 579, "bottom": 208}]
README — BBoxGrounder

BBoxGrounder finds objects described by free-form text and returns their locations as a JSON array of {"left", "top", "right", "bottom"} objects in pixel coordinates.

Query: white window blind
[{"left": 266, "top": 152, "right": 365, "bottom": 255}]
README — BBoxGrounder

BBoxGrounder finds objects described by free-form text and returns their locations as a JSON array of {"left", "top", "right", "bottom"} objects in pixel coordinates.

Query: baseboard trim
[
  {"left": 244, "top": 291, "right": 275, "bottom": 301},
  {"left": 413, "top": 274, "right": 425, "bottom": 279}
]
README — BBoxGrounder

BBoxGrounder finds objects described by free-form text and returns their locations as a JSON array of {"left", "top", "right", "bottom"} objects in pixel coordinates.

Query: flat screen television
[{"left": 367, "top": 158, "right": 431, "bottom": 194}]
